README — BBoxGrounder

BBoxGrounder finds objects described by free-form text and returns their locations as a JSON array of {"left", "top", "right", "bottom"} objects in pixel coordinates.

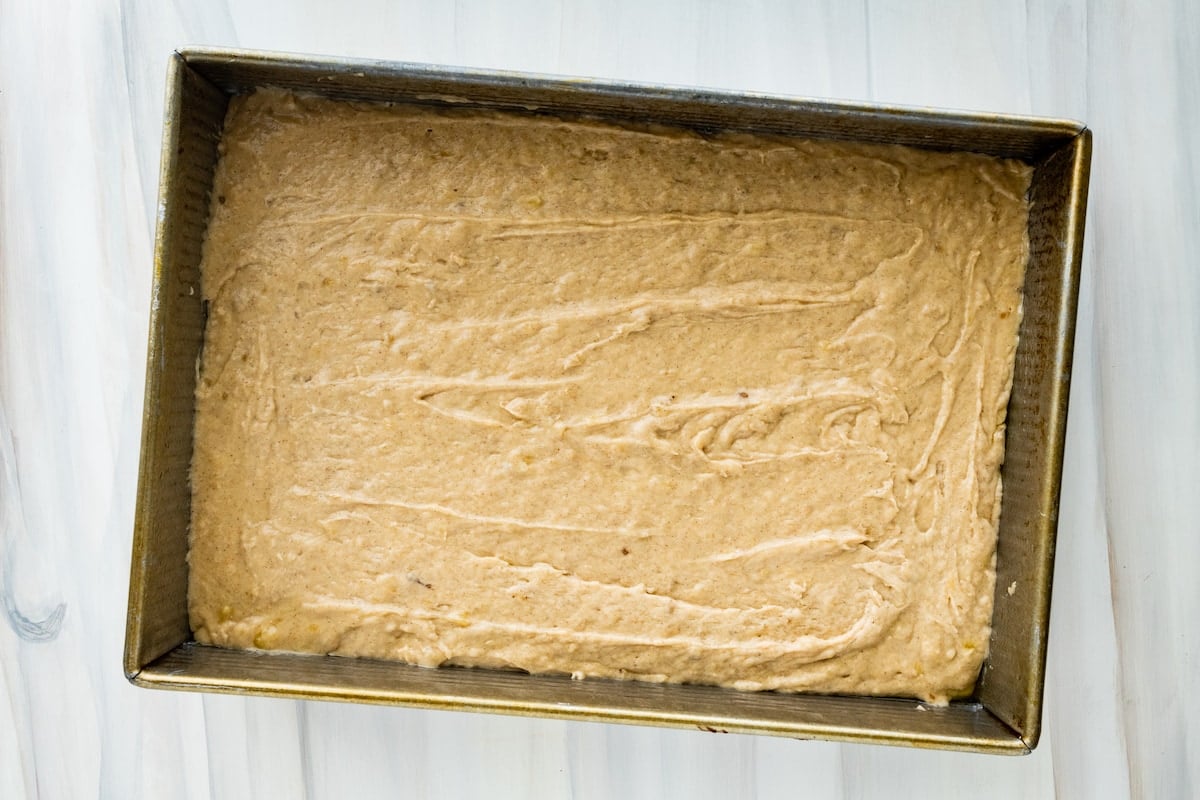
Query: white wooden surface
[{"left": 1, "top": 1, "right": 1196, "bottom": 797}]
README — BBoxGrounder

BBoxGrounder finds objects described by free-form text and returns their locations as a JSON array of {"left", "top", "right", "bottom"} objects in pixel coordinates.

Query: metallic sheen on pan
[{"left": 124, "top": 47, "right": 1091, "bottom": 754}]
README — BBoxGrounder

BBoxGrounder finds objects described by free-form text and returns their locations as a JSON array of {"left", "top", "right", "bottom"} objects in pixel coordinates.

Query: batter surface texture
[{"left": 189, "top": 88, "right": 1031, "bottom": 703}]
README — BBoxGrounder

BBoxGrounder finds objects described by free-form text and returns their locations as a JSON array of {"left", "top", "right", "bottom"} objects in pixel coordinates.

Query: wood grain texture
[{"left": 1, "top": 0, "right": 1195, "bottom": 797}]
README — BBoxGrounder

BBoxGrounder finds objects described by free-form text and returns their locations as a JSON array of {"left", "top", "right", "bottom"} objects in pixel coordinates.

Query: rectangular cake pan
[{"left": 124, "top": 47, "right": 1091, "bottom": 754}]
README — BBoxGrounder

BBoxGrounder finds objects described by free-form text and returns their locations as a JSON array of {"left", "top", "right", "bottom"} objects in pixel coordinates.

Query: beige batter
[{"left": 189, "top": 88, "right": 1031, "bottom": 703}]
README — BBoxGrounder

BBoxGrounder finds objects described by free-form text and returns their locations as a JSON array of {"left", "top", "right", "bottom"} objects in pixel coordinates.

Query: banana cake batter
[{"left": 189, "top": 88, "right": 1031, "bottom": 703}]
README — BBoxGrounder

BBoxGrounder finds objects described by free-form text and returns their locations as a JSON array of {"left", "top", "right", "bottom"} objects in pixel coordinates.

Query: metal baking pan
[{"left": 124, "top": 47, "right": 1091, "bottom": 754}]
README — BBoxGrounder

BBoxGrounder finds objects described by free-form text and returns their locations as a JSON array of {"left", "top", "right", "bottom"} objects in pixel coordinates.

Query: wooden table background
[{"left": 1, "top": 1, "right": 1196, "bottom": 797}]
